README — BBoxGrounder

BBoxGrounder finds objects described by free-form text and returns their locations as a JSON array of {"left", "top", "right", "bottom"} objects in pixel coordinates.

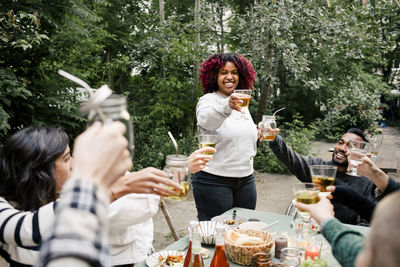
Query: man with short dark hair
[{"left": 262, "top": 127, "right": 398, "bottom": 225}]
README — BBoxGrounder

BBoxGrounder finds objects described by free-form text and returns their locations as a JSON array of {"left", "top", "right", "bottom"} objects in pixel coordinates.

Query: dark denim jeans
[{"left": 192, "top": 171, "right": 257, "bottom": 221}]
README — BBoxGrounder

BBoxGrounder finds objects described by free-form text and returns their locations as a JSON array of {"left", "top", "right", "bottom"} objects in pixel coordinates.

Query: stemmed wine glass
[
  {"left": 349, "top": 140, "right": 371, "bottom": 176},
  {"left": 233, "top": 89, "right": 252, "bottom": 120}
]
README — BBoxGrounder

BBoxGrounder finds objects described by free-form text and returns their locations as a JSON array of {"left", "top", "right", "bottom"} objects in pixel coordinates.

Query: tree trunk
[
  {"left": 218, "top": 3, "right": 224, "bottom": 53},
  {"left": 159, "top": 0, "right": 165, "bottom": 22},
  {"left": 159, "top": 0, "right": 165, "bottom": 78},
  {"left": 107, "top": 48, "right": 113, "bottom": 89},
  {"left": 193, "top": 0, "right": 200, "bottom": 97},
  {"left": 256, "top": 82, "right": 270, "bottom": 124},
  {"left": 193, "top": 0, "right": 201, "bottom": 133},
  {"left": 255, "top": 30, "right": 273, "bottom": 124}
]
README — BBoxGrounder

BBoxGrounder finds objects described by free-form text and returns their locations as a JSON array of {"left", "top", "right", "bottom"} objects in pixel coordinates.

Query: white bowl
[
  {"left": 198, "top": 221, "right": 229, "bottom": 245},
  {"left": 211, "top": 214, "right": 248, "bottom": 228},
  {"left": 237, "top": 221, "right": 270, "bottom": 231}
]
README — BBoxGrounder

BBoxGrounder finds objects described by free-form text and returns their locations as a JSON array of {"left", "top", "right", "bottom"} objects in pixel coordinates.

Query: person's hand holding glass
[
  {"left": 292, "top": 183, "right": 321, "bottom": 221},
  {"left": 188, "top": 147, "right": 216, "bottom": 174},
  {"left": 197, "top": 126, "right": 218, "bottom": 167},
  {"left": 349, "top": 140, "right": 371, "bottom": 176},
  {"left": 258, "top": 115, "right": 279, "bottom": 141},
  {"left": 293, "top": 196, "right": 334, "bottom": 226},
  {"left": 198, "top": 126, "right": 218, "bottom": 153},
  {"left": 232, "top": 89, "right": 252, "bottom": 119},
  {"left": 309, "top": 165, "right": 337, "bottom": 197},
  {"left": 198, "top": 134, "right": 218, "bottom": 154},
  {"left": 163, "top": 154, "right": 189, "bottom": 200}
]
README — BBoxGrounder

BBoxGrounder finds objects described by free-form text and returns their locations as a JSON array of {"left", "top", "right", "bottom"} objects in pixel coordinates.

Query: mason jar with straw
[{"left": 163, "top": 131, "right": 190, "bottom": 200}]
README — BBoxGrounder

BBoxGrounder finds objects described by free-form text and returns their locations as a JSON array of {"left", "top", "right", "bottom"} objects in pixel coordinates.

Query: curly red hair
[{"left": 199, "top": 53, "right": 256, "bottom": 94}]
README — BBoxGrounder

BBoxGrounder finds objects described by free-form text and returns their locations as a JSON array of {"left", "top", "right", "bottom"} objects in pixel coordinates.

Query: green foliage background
[{"left": 1, "top": 0, "right": 399, "bottom": 171}]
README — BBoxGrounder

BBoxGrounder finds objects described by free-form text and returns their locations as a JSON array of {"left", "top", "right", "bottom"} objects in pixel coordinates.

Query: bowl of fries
[{"left": 146, "top": 250, "right": 185, "bottom": 267}]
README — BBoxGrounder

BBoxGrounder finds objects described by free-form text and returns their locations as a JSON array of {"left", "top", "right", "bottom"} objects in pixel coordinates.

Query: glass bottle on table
[
  {"left": 210, "top": 224, "right": 229, "bottom": 267},
  {"left": 188, "top": 223, "right": 204, "bottom": 267},
  {"left": 184, "top": 221, "right": 199, "bottom": 267}
]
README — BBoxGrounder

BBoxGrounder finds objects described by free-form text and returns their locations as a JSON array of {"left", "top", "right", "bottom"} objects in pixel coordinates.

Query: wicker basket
[{"left": 224, "top": 229, "right": 274, "bottom": 266}]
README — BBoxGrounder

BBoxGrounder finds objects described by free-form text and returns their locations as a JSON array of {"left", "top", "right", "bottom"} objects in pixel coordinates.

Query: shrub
[
  {"left": 132, "top": 124, "right": 198, "bottom": 171},
  {"left": 315, "top": 79, "right": 384, "bottom": 142}
]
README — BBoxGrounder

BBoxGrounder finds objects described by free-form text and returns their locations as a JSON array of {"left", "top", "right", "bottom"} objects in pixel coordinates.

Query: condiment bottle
[
  {"left": 210, "top": 224, "right": 229, "bottom": 267},
  {"left": 188, "top": 223, "right": 204, "bottom": 267},
  {"left": 184, "top": 221, "right": 198, "bottom": 267},
  {"left": 274, "top": 232, "right": 288, "bottom": 259}
]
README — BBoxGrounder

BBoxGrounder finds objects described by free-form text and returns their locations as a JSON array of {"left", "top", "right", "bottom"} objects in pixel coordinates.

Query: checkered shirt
[{"left": 37, "top": 178, "right": 110, "bottom": 267}]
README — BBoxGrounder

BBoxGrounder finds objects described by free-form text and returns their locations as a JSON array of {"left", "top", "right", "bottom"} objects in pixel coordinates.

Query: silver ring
[{"left": 153, "top": 187, "right": 158, "bottom": 192}]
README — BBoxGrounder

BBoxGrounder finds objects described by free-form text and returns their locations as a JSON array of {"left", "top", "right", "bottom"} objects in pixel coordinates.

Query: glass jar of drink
[
  {"left": 274, "top": 232, "right": 288, "bottom": 259},
  {"left": 280, "top": 248, "right": 301, "bottom": 267},
  {"left": 252, "top": 252, "right": 271, "bottom": 267},
  {"left": 259, "top": 115, "right": 277, "bottom": 141},
  {"left": 86, "top": 94, "right": 134, "bottom": 159},
  {"left": 164, "top": 154, "right": 190, "bottom": 200}
]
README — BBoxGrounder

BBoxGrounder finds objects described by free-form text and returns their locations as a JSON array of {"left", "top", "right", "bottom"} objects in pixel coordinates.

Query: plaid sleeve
[{"left": 37, "top": 178, "right": 111, "bottom": 267}]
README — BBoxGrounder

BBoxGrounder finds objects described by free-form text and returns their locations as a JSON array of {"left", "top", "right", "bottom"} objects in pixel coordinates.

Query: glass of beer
[
  {"left": 259, "top": 115, "right": 277, "bottom": 141},
  {"left": 198, "top": 125, "right": 218, "bottom": 154},
  {"left": 233, "top": 89, "right": 252, "bottom": 120},
  {"left": 309, "top": 165, "right": 337, "bottom": 197},
  {"left": 198, "top": 134, "right": 218, "bottom": 155},
  {"left": 292, "top": 183, "right": 320, "bottom": 220},
  {"left": 349, "top": 140, "right": 371, "bottom": 176}
]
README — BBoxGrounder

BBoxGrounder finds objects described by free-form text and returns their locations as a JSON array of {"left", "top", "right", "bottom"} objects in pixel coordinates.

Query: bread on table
[{"left": 224, "top": 230, "right": 265, "bottom": 246}]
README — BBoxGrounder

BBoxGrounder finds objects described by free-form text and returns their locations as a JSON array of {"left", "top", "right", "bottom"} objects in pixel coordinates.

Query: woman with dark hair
[
  {"left": 0, "top": 126, "right": 71, "bottom": 211},
  {"left": 194, "top": 52, "right": 258, "bottom": 220},
  {"left": 0, "top": 125, "right": 180, "bottom": 266}
]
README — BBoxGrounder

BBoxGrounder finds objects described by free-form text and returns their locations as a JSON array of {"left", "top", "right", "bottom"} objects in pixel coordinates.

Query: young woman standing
[{"left": 194, "top": 52, "right": 258, "bottom": 220}]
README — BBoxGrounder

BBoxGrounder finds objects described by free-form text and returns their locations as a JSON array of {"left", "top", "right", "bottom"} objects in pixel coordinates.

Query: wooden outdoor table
[{"left": 137, "top": 207, "right": 370, "bottom": 267}]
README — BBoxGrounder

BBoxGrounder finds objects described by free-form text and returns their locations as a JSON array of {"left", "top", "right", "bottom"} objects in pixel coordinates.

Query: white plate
[
  {"left": 237, "top": 221, "right": 270, "bottom": 231},
  {"left": 211, "top": 214, "right": 248, "bottom": 228},
  {"left": 145, "top": 250, "right": 186, "bottom": 267}
]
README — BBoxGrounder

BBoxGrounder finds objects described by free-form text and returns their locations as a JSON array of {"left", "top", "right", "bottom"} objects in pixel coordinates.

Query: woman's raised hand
[
  {"left": 228, "top": 93, "right": 243, "bottom": 112},
  {"left": 188, "top": 147, "right": 216, "bottom": 173},
  {"left": 71, "top": 121, "right": 132, "bottom": 189},
  {"left": 109, "top": 167, "right": 182, "bottom": 199}
]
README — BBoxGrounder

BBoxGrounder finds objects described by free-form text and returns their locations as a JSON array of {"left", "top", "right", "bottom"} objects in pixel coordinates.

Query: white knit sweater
[{"left": 196, "top": 92, "right": 258, "bottom": 177}]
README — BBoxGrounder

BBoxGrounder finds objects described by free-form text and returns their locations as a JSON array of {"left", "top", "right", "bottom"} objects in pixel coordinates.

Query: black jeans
[{"left": 192, "top": 171, "right": 257, "bottom": 221}]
